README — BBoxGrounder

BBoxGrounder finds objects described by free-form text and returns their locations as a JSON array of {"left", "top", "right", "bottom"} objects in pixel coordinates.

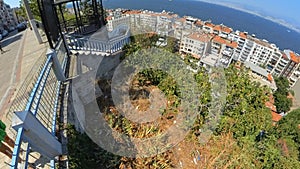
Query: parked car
[
  {"left": 2, "top": 30, "right": 8, "bottom": 37},
  {"left": 17, "top": 23, "right": 27, "bottom": 32},
  {"left": 8, "top": 27, "right": 15, "bottom": 32}
]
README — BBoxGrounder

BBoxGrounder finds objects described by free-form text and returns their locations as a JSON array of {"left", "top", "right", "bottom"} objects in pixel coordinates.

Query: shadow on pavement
[{"left": 1, "top": 34, "right": 23, "bottom": 48}]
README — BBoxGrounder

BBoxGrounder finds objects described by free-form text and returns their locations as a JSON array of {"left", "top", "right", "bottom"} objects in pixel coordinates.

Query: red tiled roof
[
  {"left": 213, "top": 25, "right": 221, "bottom": 31},
  {"left": 272, "top": 111, "right": 282, "bottom": 122},
  {"left": 222, "top": 26, "right": 232, "bottom": 33},
  {"left": 266, "top": 94, "right": 276, "bottom": 112},
  {"left": 267, "top": 73, "right": 273, "bottom": 82},
  {"left": 204, "top": 22, "right": 214, "bottom": 28},
  {"left": 213, "top": 25, "right": 232, "bottom": 33},
  {"left": 213, "top": 36, "right": 238, "bottom": 48},
  {"left": 123, "top": 10, "right": 142, "bottom": 15},
  {"left": 266, "top": 102, "right": 277, "bottom": 112},
  {"left": 106, "top": 16, "right": 113, "bottom": 20},
  {"left": 177, "top": 18, "right": 186, "bottom": 23},
  {"left": 188, "top": 32, "right": 211, "bottom": 42},
  {"left": 290, "top": 51, "right": 300, "bottom": 63},
  {"left": 195, "top": 20, "right": 203, "bottom": 26},
  {"left": 239, "top": 32, "right": 247, "bottom": 39}
]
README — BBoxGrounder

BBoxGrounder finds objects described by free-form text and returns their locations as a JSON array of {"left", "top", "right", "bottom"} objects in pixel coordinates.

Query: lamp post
[{"left": 23, "top": 0, "right": 43, "bottom": 44}]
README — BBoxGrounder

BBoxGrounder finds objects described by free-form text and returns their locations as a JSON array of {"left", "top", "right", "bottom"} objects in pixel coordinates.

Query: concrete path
[
  {"left": 291, "top": 80, "right": 300, "bottom": 110},
  {"left": 0, "top": 29, "right": 48, "bottom": 168}
]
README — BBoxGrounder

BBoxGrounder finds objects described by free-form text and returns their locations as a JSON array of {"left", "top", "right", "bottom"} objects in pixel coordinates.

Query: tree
[
  {"left": 274, "top": 92, "right": 292, "bottom": 113},
  {"left": 275, "top": 109, "right": 300, "bottom": 148},
  {"left": 216, "top": 65, "right": 273, "bottom": 139},
  {"left": 19, "top": 0, "right": 41, "bottom": 21},
  {"left": 274, "top": 77, "right": 292, "bottom": 113}
]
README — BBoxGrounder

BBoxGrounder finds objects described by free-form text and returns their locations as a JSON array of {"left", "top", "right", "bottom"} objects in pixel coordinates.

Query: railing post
[
  {"left": 48, "top": 49, "right": 66, "bottom": 82},
  {"left": 10, "top": 127, "right": 24, "bottom": 169},
  {"left": 12, "top": 111, "right": 62, "bottom": 159}
]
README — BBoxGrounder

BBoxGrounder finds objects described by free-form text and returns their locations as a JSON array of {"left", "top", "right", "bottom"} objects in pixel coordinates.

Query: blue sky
[
  {"left": 6, "top": 0, "right": 300, "bottom": 27},
  {"left": 6, "top": 0, "right": 20, "bottom": 8}
]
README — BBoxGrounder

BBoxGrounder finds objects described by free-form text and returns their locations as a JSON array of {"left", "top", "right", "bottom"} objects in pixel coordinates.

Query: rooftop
[
  {"left": 271, "top": 111, "right": 282, "bottom": 122},
  {"left": 122, "top": 10, "right": 142, "bottom": 15},
  {"left": 239, "top": 32, "right": 247, "bottom": 39},
  {"left": 213, "top": 35, "right": 238, "bottom": 48},
  {"left": 289, "top": 51, "right": 300, "bottom": 63},
  {"left": 195, "top": 20, "right": 203, "bottom": 27},
  {"left": 244, "top": 61, "right": 269, "bottom": 77},
  {"left": 213, "top": 25, "right": 232, "bottom": 33},
  {"left": 188, "top": 32, "right": 211, "bottom": 42},
  {"left": 204, "top": 22, "right": 214, "bottom": 28},
  {"left": 248, "top": 36, "right": 273, "bottom": 49}
]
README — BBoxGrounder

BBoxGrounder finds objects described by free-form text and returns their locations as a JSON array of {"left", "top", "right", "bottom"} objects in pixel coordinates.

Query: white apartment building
[
  {"left": 228, "top": 31, "right": 255, "bottom": 62},
  {"left": 211, "top": 35, "right": 238, "bottom": 67},
  {"left": 266, "top": 48, "right": 283, "bottom": 76},
  {"left": 179, "top": 32, "right": 211, "bottom": 58},
  {"left": 202, "top": 21, "right": 214, "bottom": 34},
  {"left": 155, "top": 13, "right": 177, "bottom": 36},
  {"left": 247, "top": 38, "right": 275, "bottom": 66},
  {"left": 212, "top": 24, "right": 232, "bottom": 38},
  {"left": 0, "top": 0, "right": 17, "bottom": 32},
  {"left": 106, "top": 15, "right": 130, "bottom": 31},
  {"left": 280, "top": 50, "right": 300, "bottom": 86}
]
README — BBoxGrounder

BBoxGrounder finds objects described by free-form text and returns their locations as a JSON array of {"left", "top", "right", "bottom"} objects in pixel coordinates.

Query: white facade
[
  {"left": 179, "top": 32, "right": 210, "bottom": 58},
  {"left": 107, "top": 15, "right": 130, "bottom": 31},
  {"left": 0, "top": 1, "right": 17, "bottom": 32}
]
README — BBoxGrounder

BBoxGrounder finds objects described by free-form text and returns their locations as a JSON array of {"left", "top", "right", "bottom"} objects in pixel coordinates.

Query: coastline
[{"left": 193, "top": 0, "right": 300, "bottom": 34}]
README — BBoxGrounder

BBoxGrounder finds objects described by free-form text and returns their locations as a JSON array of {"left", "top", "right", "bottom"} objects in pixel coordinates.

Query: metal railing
[
  {"left": 66, "top": 24, "right": 131, "bottom": 54},
  {"left": 6, "top": 25, "right": 127, "bottom": 168},
  {"left": 6, "top": 38, "right": 68, "bottom": 169}
]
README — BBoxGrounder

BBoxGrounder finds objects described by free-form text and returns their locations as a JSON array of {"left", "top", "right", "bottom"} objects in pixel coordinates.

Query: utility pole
[{"left": 23, "top": 0, "right": 43, "bottom": 44}]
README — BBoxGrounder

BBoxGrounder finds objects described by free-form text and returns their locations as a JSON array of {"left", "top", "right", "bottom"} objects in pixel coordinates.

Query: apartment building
[
  {"left": 155, "top": 12, "right": 177, "bottom": 36},
  {"left": 280, "top": 50, "right": 300, "bottom": 86},
  {"left": 247, "top": 37, "right": 275, "bottom": 66},
  {"left": 123, "top": 10, "right": 177, "bottom": 36},
  {"left": 212, "top": 24, "right": 232, "bottom": 38},
  {"left": 211, "top": 35, "right": 238, "bottom": 67},
  {"left": 228, "top": 31, "right": 254, "bottom": 62},
  {"left": 266, "top": 48, "right": 283, "bottom": 76},
  {"left": 179, "top": 32, "right": 211, "bottom": 58},
  {"left": 0, "top": 0, "right": 17, "bottom": 32},
  {"left": 202, "top": 22, "right": 214, "bottom": 34},
  {"left": 108, "top": 9, "right": 300, "bottom": 87},
  {"left": 106, "top": 15, "right": 130, "bottom": 31}
]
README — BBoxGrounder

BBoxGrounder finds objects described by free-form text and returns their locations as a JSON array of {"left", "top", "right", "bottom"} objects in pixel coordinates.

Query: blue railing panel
[{"left": 8, "top": 38, "right": 68, "bottom": 169}]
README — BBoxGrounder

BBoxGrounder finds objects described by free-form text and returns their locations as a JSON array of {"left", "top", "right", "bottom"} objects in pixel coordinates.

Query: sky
[
  {"left": 6, "top": 0, "right": 21, "bottom": 8},
  {"left": 6, "top": 0, "right": 300, "bottom": 28}
]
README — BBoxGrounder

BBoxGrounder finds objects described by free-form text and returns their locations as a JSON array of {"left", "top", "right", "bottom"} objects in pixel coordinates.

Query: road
[
  {"left": 0, "top": 30, "right": 26, "bottom": 116},
  {"left": 292, "top": 80, "right": 300, "bottom": 110}
]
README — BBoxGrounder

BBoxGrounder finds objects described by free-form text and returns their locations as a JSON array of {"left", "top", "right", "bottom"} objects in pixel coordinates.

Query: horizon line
[{"left": 193, "top": 0, "right": 300, "bottom": 34}]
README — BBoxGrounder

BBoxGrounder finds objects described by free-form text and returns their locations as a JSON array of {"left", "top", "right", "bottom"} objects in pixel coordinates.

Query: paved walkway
[
  {"left": 0, "top": 29, "right": 48, "bottom": 169},
  {"left": 291, "top": 80, "right": 300, "bottom": 110}
]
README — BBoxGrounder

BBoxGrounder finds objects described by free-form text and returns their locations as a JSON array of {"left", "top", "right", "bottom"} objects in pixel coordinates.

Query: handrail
[{"left": 9, "top": 39, "right": 68, "bottom": 169}]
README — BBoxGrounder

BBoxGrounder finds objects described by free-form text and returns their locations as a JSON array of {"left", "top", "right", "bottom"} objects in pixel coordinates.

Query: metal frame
[{"left": 52, "top": 0, "right": 105, "bottom": 35}]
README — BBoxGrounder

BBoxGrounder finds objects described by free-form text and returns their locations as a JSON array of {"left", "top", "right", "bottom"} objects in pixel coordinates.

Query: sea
[{"left": 102, "top": 0, "right": 300, "bottom": 54}]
